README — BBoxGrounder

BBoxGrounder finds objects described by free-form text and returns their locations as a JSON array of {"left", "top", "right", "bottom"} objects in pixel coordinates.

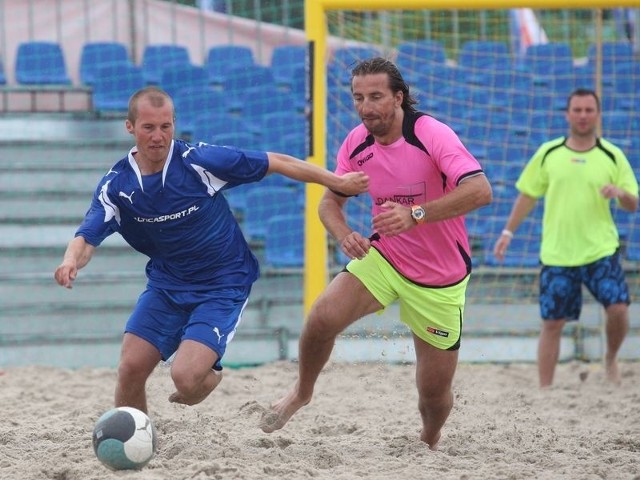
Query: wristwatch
[{"left": 411, "top": 205, "right": 426, "bottom": 224}]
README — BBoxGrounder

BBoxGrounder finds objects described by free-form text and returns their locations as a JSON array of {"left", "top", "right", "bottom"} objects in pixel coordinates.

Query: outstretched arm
[
  {"left": 493, "top": 193, "right": 538, "bottom": 262},
  {"left": 54, "top": 236, "right": 96, "bottom": 289},
  {"left": 266, "top": 152, "right": 369, "bottom": 196}
]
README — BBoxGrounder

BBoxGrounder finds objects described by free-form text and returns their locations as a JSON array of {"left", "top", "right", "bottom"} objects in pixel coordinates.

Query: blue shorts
[
  {"left": 125, "top": 285, "right": 251, "bottom": 370},
  {"left": 539, "top": 252, "right": 630, "bottom": 321}
]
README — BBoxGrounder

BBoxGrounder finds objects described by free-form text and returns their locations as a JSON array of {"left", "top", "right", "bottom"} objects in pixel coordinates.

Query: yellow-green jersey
[{"left": 516, "top": 137, "right": 639, "bottom": 267}]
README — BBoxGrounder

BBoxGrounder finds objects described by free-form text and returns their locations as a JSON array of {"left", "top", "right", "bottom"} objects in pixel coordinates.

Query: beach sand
[{"left": 1, "top": 360, "right": 639, "bottom": 480}]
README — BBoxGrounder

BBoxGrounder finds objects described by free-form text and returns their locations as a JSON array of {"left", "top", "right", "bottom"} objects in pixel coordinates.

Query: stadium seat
[
  {"left": 79, "top": 42, "right": 131, "bottom": 86},
  {"left": 240, "top": 87, "right": 300, "bottom": 124},
  {"left": 205, "top": 44, "right": 255, "bottom": 86},
  {"left": 270, "top": 44, "right": 307, "bottom": 88},
  {"left": 0, "top": 58, "right": 6, "bottom": 84},
  {"left": 15, "top": 41, "right": 72, "bottom": 85},
  {"left": 329, "top": 45, "right": 382, "bottom": 85},
  {"left": 159, "top": 64, "right": 209, "bottom": 98},
  {"left": 269, "top": 133, "right": 307, "bottom": 160},
  {"left": 242, "top": 186, "right": 304, "bottom": 241},
  {"left": 587, "top": 42, "right": 634, "bottom": 76},
  {"left": 141, "top": 44, "right": 190, "bottom": 84},
  {"left": 190, "top": 112, "right": 259, "bottom": 144},
  {"left": 395, "top": 39, "right": 446, "bottom": 83},
  {"left": 92, "top": 62, "right": 145, "bottom": 113},
  {"left": 602, "top": 110, "right": 640, "bottom": 150},
  {"left": 625, "top": 218, "right": 640, "bottom": 262},
  {"left": 208, "top": 131, "right": 264, "bottom": 151},
  {"left": 221, "top": 64, "right": 277, "bottom": 101},
  {"left": 264, "top": 213, "right": 305, "bottom": 268},
  {"left": 260, "top": 110, "right": 308, "bottom": 154},
  {"left": 173, "top": 87, "right": 234, "bottom": 139},
  {"left": 522, "top": 43, "right": 574, "bottom": 76},
  {"left": 458, "top": 40, "right": 511, "bottom": 70}
]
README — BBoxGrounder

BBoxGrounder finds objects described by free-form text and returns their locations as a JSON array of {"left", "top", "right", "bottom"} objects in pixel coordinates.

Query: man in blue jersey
[
  {"left": 54, "top": 86, "right": 369, "bottom": 413},
  {"left": 493, "top": 88, "right": 638, "bottom": 387}
]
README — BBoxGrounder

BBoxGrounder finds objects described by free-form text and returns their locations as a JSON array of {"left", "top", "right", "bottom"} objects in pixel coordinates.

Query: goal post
[{"left": 303, "top": 0, "right": 639, "bottom": 315}]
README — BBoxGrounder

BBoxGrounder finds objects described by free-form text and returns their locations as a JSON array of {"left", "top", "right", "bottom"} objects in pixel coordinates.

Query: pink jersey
[{"left": 335, "top": 112, "right": 483, "bottom": 286}]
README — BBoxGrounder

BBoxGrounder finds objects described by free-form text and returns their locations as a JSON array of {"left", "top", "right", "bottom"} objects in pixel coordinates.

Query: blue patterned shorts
[{"left": 539, "top": 252, "right": 630, "bottom": 321}]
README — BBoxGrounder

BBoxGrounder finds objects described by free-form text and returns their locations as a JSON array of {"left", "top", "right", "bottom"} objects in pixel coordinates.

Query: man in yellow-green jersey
[{"left": 493, "top": 88, "right": 638, "bottom": 388}]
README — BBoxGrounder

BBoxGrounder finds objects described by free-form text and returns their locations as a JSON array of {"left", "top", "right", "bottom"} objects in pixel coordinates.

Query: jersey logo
[
  {"left": 105, "top": 168, "right": 118, "bottom": 176},
  {"left": 182, "top": 146, "right": 196, "bottom": 158},
  {"left": 118, "top": 190, "right": 135, "bottom": 204},
  {"left": 213, "top": 327, "right": 225, "bottom": 344}
]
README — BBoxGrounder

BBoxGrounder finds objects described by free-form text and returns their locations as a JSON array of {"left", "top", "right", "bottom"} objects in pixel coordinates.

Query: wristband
[{"left": 501, "top": 229, "right": 514, "bottom": 239}]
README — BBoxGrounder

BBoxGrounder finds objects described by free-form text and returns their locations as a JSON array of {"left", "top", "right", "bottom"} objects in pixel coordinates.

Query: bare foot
[
  {"left": 260, "top": 390, "right": 309, "bottom": 433},
  {"left": 420, "top": 430, "right": 441, "bottom": 451},
  {"left": 605, "top": 358, "right": 621, "bottom": 386}
]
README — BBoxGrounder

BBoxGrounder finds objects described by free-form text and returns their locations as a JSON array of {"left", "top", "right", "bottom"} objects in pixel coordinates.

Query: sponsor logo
[
  {"left": 426, "top": 326, "right": 449, "bottom": 338},
  {"left": 182, "top": 146, "right": 196, "bottom": 158},
  {"left": 571, "top": 157, "right": 586, "bottom": 163},
  {"left": 357, "top": 152, "right": 374, "bottom": 166},
  {"left": 375, "top": 194, "right": 417, "bottom": 206},
  {"left": 134, "top": 205, "right": 200, "bottom": 223},
  {"left": 213, "top": 327, "right": 225, "bottom": 344},
  {"left": 118, "top": 190, "right": 135, "bottom": 204}
]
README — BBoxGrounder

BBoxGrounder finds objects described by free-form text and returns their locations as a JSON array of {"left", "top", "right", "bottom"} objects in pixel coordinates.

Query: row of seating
[{"left": 3, "top": 40, "right": 637, "bottom": 102}]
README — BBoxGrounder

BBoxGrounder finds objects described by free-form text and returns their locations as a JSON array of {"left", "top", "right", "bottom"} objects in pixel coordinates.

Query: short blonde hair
[{"left": 127, "top": 86, "right": 175, "bottom": 124}]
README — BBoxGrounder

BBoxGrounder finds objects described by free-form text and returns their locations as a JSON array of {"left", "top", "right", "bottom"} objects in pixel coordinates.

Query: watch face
[{"left": 412, "top": 206, "right": 425, "bottom": 220}]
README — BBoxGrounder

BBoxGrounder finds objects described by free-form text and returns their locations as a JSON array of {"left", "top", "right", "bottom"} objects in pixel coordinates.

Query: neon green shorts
[{"left": 346, "top": 248, "right": 469, "bottom": 350}]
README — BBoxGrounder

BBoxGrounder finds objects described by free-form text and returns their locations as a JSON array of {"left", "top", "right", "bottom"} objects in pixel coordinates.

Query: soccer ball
[{"left": 92, "top": 406, "right": 157, "bottom": 470}]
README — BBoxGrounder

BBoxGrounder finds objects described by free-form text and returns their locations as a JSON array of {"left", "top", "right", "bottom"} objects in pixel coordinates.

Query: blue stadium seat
[
  {"left": 92, "top": 62, "right": 145, "bottom": 113},
  {"left": 587, "top": 42, "right": 634, "bottom": 75},
  {"left": 141, "top": 44, "right": 190, "bottom": 84},
  {"left": 330, "top": 45, "right": 382, "bottom": 85},
  {"left": 15, "top": 41, "right": 71, "bottom": 85},
  {"left": 173, "top": 87, "right": 234, "bottom": 138},
  {"left": 458, "top": 40, "right": 511, "bottom": 70},
  {"left": 0, "top": 59, "right": 6, "bottom": 85},
  {"left": 613, "top": 207, "right": 636, "bottom": 243},
  {"left": 243, "top": 186, "right": 304, "bottom": 241},
  {"left": 79, "top": 42, "right": 131, "bottom": 86},
  {"left": 190, "top": 112, "right": 259, "bottom": 144},
  {"left": 395, "top": 39, "right": 446, "bottom": 83},
  {"left": 208, "top": 131, "right": 264, "bottom": 151},
  {"left": 221, "top": 64, "right": 276, "bottom": 100},
  {"left": 602, "top": 110, "right": 636, "bottom": 140},
  {"left": 264, "top": 213, "right": 305, "bottom": 268},
  {"left": 270, "top": 44, "right": 307, "bottom": 88},
  {"left": 269, "top": 133, "right": 307, "bottom": 160},
  {"left": 240, "top": 87, "right": 300, "bottom": 122},
  {"left": 260, "top": 110, "right": 308, "bottom": 154},
  {"left": 159, "top": 64, "right": 209, "bottom": 98},
  {"left": 625, "top": 218, "right": 640, "bottom": 262},
  {"left": 205, "top": 44, "right": 255, "bottom": 86},
  {"left": 522, "top": 42, "right": 574, "bottom": 76}
]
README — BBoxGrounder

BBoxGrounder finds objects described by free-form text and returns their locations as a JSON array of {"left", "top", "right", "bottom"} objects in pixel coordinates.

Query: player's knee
[
  {"left": 117, "top": 357, "right": 150, "bottom": 384},
  {"left": 170, "top": 367, "right": 208, "bottom": 400}
]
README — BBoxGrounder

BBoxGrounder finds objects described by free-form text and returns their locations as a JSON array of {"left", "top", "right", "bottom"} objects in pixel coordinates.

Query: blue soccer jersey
[{"left": 76, "top": 139, "right": 269, "bottom": 290}]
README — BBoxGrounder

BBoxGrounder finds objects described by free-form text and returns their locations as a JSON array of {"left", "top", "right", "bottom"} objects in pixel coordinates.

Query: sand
[{"left": 1, "top": 360, "right": 639, "bottom": 480}]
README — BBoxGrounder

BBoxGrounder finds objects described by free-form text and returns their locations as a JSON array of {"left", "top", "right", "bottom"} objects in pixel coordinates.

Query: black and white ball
[{"left": 92, "top": 406, "right": 157, "bottom": 470}]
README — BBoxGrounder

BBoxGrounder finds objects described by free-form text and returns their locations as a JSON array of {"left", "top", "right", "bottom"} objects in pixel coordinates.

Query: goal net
[{"left": 308, "top": 1, "right": 639, "bottom": 361}]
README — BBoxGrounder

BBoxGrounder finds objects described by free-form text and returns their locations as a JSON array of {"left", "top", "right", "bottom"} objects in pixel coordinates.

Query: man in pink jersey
[{"left": 260, "top": 57, "right": 492, "bottom": 449}]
